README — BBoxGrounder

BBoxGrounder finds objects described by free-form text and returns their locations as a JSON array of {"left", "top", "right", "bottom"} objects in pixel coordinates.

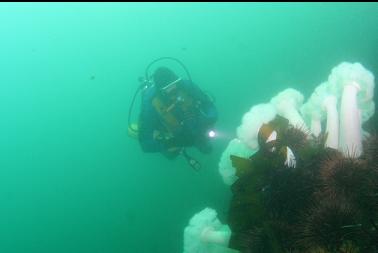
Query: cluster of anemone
[
  {"left": 182, "top": 62, "right": 376, "bottom": 253},
  {"left": 217, "top": 62, "right": 375, "bottom": 187}
]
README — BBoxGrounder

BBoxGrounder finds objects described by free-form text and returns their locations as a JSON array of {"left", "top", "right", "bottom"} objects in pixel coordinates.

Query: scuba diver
[{"left": 128, "top": 57, "right": 218, "bottom": 170}]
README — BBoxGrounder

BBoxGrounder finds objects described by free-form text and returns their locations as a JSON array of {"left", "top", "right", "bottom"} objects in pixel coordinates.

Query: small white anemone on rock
[{"left": 183, "top": 208, "right": 233, "bottom": 253}]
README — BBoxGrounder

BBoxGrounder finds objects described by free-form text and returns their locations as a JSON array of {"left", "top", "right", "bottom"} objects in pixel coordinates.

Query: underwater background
[{"left": 0, "top": 2, "right": 377, "bottom": 253}]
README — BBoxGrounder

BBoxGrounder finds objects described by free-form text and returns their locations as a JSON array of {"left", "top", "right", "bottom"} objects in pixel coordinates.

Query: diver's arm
[
  {"left": 187, "top": 81, "right": 218, "bottom": 126},
  {"left": 138, "top": 98, "right": 166, "bottom": 152},
  {"left": 199, "top": 99, "right": 218, "bottom": 126}
]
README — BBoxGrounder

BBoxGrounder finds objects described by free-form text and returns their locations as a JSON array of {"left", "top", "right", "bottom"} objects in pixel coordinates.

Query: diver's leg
[
  {"left": 195, "top": 137, "right": 212, "bottom": 154},
  {"left": 161, "top": 148, "right": 181, "bottom": 160}
]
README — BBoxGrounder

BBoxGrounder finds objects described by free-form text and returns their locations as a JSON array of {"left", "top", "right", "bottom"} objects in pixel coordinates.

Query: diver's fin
[
  {"left": 230, "top": 155, "right": 253, "bottom": 177},
  {"left": 181, "top": 149, "right": 201, "bottom": 171}
]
